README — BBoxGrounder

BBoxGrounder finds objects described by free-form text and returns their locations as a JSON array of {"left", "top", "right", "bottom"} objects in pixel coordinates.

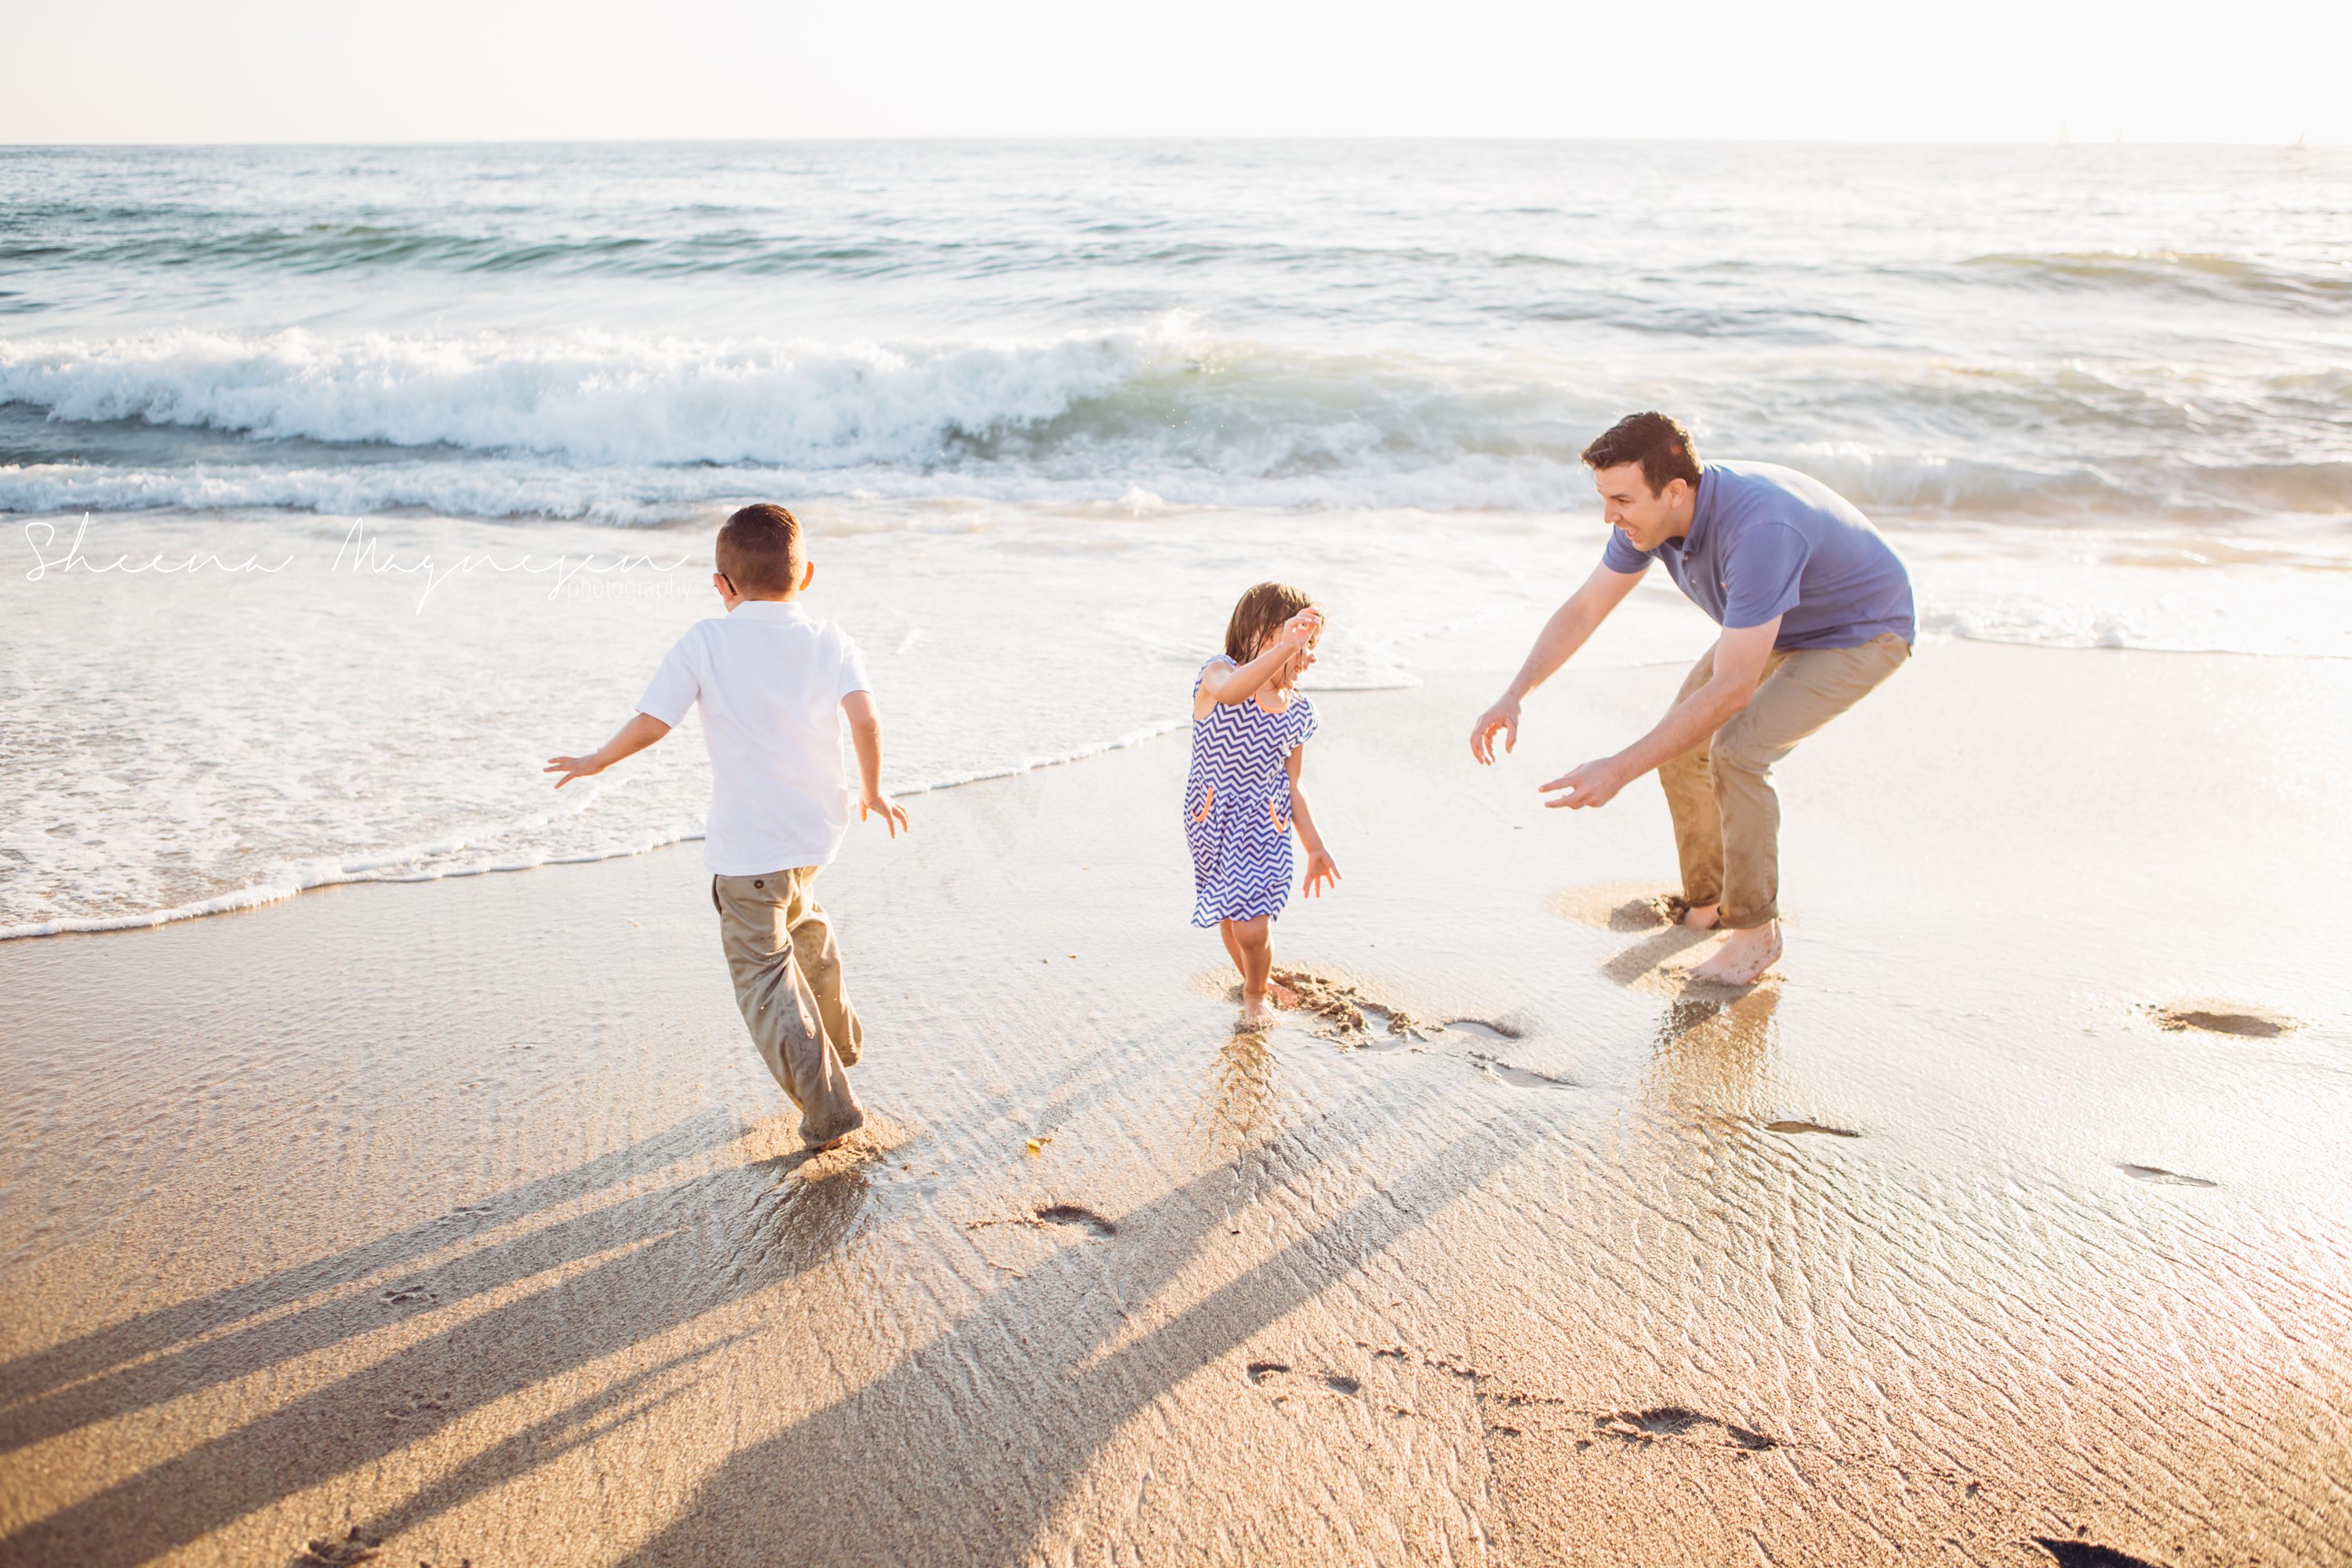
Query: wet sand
[{"left": 3, "top": 641, "right": 2350, "bottom": 1566}]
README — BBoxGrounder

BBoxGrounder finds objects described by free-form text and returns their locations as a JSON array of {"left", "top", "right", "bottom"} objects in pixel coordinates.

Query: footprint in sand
[
  {"left": 1593, "top": 1405, "right": 1776, "bottom": 1451},
  {"left": 2118, "top": 1163, "right": 2218, "bottom": 1189},
  {"left": 1266, "top": 967, "right": 1427, "bottom": 1042},
  {"left": 298, "top": 1529, "right": 386, "bottom": 1566},
  {"left": 2146, "top": 1003, "right": 2295, "bottom": 1038},
  {"left": 1035, "top": 1203, "right": 1117, "bottom": 1238},
  {"left": 1244, "top": 1362, "right": 1361, "bottom": 1400},
  {"left": 1471, "top": 1054, "right": 1580, "bottom": 1090},
  {"left": 2034, "top": 1538, "right": 2164, "bottom": 1568},
  {"left": 1766, "top": 1120, "right": 1860, "bottom": 1138}
]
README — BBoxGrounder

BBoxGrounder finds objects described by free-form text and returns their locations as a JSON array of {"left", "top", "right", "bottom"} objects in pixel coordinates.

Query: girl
[{"left": 1185, "top": 581, "right": 1341, "bottom": 1029}]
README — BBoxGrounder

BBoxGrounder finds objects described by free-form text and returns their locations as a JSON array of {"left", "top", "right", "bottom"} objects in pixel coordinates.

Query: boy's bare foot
[
  {"left": 1267, "top": 977, "right": 1302, "bottom": 1010},
  {"left": 802, "top": 1109, "right": 867, "bottom": 1152},
  {"left": 1679, "top": 901, "right": 1721, "bottom": 930},
  {"left": 1690, "top": 922, "right": 1781, "bottom": 985}
]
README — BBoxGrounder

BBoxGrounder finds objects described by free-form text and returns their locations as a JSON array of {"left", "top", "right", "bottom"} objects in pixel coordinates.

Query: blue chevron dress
[{"left": 1184, "top": 659, "right": 1319, "bottom": 927}]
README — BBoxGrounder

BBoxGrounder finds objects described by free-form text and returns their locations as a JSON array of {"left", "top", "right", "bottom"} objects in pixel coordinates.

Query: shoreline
[
  {"left": 3, "top": 644, "right": 2350, "bottom": 1565},
  {"left": 9, "top": 627, "right": 2345, "bottom": 947}
]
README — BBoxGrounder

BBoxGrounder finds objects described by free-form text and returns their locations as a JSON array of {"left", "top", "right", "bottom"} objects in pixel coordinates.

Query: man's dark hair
[
  {"left": 715, "top": 503, "right": 804, "bottom": 595},
  {"left": 1581, "top": 412, "right": 1700, "bottom": 495}
]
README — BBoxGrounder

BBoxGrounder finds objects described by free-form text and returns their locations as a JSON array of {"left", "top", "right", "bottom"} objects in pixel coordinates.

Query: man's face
[{"left": 1592, "top": 463, "right": 1686, "bottom": 552}]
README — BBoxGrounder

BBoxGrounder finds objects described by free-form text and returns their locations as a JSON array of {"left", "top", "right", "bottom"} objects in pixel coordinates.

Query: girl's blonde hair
[{"left": 1223, "top": 580, "right": 1318, "bottom": 663}]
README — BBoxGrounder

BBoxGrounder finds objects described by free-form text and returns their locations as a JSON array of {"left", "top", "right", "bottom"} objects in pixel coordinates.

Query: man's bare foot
[
  {"left": 1679, "top": 901, "right": 1721, "bottom": 931},
  {"left": 1267, "top": 977, "right": 1302, "bottom": 1010},
  {"left": 1239, "top": 994, "right": 1274, "bottom": 1030},
  {"left": 1690, "top": 921, "right": 1781, "bottom": 985}
]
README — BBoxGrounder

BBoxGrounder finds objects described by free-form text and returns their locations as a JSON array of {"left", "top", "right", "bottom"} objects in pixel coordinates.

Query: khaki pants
[
  {"left": 712, "top": 867, "right": 865, "bottom": 1145},
  {"left": 1657, "top": 632, "right": 1910, "bottom": 930}
]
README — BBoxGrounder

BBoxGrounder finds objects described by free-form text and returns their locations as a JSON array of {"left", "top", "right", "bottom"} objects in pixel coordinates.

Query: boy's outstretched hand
[
  {"left": 1302, "top": 848, "right": 1341, "bottom": 898},
  {"left": 544, "top": 752, "right": 606, "bottom": 789},
  {"left": 860, "top": 790, "right": 912, "bottom": 837},
  {"left": 547, "top": 713, "right": 671, "bottom": 789}
]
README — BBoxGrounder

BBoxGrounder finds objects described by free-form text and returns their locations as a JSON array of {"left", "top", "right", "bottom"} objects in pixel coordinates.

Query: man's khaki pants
[
  {"left": 1657, "top": 632, "right": 1910, "bottom": 931},
  {"left": 712, "top": 867, "right": 865, "bottom": 1146}
]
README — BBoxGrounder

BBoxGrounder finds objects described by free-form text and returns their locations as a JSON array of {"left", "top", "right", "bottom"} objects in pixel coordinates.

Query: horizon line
[{"left": 0, "top": 132, "right": 2335, "bottom": 152}]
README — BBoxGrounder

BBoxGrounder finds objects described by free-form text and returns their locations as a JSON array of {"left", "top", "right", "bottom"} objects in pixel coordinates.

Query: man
[{"left": 1470, "top": 412, "right": 1914, "bottom": 985}]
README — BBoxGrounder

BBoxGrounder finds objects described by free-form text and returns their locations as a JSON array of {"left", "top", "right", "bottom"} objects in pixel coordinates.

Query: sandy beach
[{"left": 3, "top": 638, "right": 2348, "bottom": 1566}]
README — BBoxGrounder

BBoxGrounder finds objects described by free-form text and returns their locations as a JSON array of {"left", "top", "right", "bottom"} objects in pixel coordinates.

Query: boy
[{"left": 547, "top": 503, "right": 909, "bottom": 1149}]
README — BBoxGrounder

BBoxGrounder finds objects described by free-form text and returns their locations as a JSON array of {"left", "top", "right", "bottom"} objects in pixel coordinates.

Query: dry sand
[{"left": 2, "top": 641, "right": 2350, "bottom": 1566}]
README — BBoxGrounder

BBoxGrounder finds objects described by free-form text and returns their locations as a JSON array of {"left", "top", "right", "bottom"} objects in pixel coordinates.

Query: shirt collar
[
  {"left": 1665, "top": 465, "right": 1717, "bottom": 559},
  {"left": 728, "top": 598, "right": 811, "bottom": 622}
]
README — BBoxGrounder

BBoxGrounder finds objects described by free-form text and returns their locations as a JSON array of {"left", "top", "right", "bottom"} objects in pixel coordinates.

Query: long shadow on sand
[
  {"left": 0, "top": 1107, "right": 742, "bottom": 1452},
  {"left": 0, "top": 1022, "right": 1167, "bottom": 1471},
  {"left": 0, "top": 1147, "right": 875, "bottom": 1567},
  {"left": 605, "top": 1094, "right": 1548, "bottom": 1568},
  {"left": 1, "top": 1031, "right": 1491, "bottom": 1565}
]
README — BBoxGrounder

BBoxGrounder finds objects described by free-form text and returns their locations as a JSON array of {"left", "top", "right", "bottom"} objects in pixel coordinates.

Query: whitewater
[{"left": 3, "top": 140, "right": 2348, "bottom": 936}]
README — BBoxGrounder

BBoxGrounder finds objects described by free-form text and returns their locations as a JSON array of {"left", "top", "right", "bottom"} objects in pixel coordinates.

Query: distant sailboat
[
  {"left": 2057, "top": 118, "right": 2071, "bottom": 147},
  {"left": 2292, "top": 129, "right": 2310, "bottom": 151}
]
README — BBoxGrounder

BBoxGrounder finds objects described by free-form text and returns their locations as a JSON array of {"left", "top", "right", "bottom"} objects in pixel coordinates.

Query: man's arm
[
  {"left": 841, "top": 689, "right": 911, "bottom": 837},
  {"left": 546, "top": 711, "right": 670, "bottom": 788},
  {"left": 1537, "top": 617, "right": 1780, "bottom": 809},
  {"left": 1470, "top": 562, "right": 1645, "bottom": 764}
]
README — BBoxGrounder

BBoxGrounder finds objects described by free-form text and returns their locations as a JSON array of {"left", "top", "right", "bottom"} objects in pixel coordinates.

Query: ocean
[{"left": 2, "top": 140, "right": 2347, "bottom": 938}]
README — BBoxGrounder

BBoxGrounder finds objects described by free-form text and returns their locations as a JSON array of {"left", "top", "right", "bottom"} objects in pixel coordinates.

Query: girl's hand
[
  {"left": 1276, "top": 608, "right": 1323, "bottom": 651},
  {"left": 1302, "top": 848, "right": 1341, "bottom": 898}
]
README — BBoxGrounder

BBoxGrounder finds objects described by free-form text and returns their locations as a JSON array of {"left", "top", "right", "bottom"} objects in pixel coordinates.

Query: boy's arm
[
  {"left": 546, "top": 711, "right": 670, "bottom": 789},
  {"left": 1285, "top": 745, "right": 1339, "bottom": 897},
  {"left": 841, "top": 690, "right": 910, "bottom": 837}
]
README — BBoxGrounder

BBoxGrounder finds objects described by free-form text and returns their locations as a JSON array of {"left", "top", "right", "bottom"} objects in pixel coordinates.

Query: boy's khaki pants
[
  {"left": 1657, "top": 632, "right": 1911, "bottom": 931},
  {"left": 711, "top": 867, "right": 865, "bottom": 1146}
]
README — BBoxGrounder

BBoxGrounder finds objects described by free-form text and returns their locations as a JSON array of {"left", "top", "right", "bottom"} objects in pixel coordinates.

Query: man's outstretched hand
[
  {"left": 1539, "top": 756, "right": 1632, "bottom": 810},
  {"left": 1469, "top": 697, "right": 1520, "bottom": 765},
  {"left": 861, "top": 790, "right": 912, "bottom": 837}
]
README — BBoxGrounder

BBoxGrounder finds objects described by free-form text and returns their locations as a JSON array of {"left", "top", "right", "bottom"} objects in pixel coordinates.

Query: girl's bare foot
[
  {"left": 1239, "top": 994, "right": 1274, "bottom": 1030},
  {"left": 1267, "top": 976, "right": 1302, "bottom": 1010},
  {"left": 1690, "top": 922, "right": 1781, "bottom": 985}
]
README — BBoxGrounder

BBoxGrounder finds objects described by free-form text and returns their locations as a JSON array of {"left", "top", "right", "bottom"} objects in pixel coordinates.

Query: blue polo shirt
[{"left": 1601, "top": 460, "right": 1916, "bottom": 650}]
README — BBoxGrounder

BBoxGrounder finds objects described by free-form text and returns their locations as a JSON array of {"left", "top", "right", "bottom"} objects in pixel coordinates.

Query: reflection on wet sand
[
  {"left": 1642, "top": 986, "right": 1783, "bottom": 1124},
  {"left": 1194, "top": 1027, "right": 1281, "bottom": 1152}
]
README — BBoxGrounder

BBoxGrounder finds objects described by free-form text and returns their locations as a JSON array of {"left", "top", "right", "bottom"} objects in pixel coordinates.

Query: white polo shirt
[{"left": 636, "top": 599, "right": 872, "bottom": 876}]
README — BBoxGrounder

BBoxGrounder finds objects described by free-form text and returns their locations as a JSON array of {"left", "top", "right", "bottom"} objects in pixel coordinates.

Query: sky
[{"left": 1, "top": 0, "right": 2343, "bottom": 145}]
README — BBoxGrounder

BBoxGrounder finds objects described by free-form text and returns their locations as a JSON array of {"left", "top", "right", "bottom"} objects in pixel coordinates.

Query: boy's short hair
[
  {"left": 715, "top": 503, "right": 804, "bottom": 595},
  {"left": 1224, "top": 580, "right": 1317, "bottom": 663},
  {"left": 1580, "top": 412, "right": 1701, "bottom": 495}
]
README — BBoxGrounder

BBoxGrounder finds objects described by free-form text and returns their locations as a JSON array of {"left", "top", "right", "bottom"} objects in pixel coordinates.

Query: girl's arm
[
  {"left": 1196, "top": 609, "right": 1321, "bottom": 713},
  {"left": 1286, "top": 743, "right": 1341, "bottom": 898}
]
